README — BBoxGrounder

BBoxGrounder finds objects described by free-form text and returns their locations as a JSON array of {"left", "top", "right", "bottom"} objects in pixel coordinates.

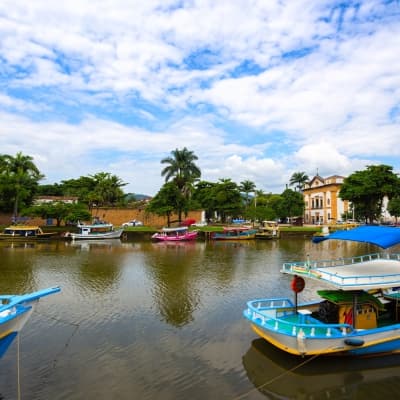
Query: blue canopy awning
[{"left": 325, "top": 225, "right": 400, "bottom": 249}]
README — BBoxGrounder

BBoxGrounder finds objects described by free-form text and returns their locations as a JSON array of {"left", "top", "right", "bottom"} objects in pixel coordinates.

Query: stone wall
[
  {"left": 0, "top": 208, "right": 204, "bottom": 228},
  {"left": 90, "top": 208, "right": 203, "bottom": 228}
]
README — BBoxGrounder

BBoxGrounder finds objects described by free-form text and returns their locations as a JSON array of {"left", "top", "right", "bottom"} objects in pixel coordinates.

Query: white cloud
[{"left": 0, "top": 0, "right": 399, "bottom": 194}]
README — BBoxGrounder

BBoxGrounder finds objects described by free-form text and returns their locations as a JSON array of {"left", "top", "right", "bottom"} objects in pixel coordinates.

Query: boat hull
[
  {"left": 151, "top": 231, "right": 198, "bottom": 242},
  {"left": 213, "top": 229, "right": 257, "bottom": 240},
  {"left": 0, "top": 287, "right": 61, "bottom": 357},
  {"left": 311, "top": 235, "right": 328, "bottom": 243},
  {"left": 244, "top": 297, "right": 400, "bottom": 357},
  {"left": 69, "top": 229, "right": 123, "bottom": 240},
  {"left": 0, "top": 233, "right": 57, "bottom": 240},
  {"left": 0, "top": 304, "right": 35, "bottom": 342}
]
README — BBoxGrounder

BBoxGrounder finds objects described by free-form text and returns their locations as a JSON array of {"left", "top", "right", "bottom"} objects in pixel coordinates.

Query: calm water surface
[{"left": 1, "top": 238, "right": 400, "bottom": 400}]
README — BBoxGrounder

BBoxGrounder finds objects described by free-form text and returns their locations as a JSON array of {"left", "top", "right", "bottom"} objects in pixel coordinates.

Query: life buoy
[{"left": 291, "top": 275, "right": 305, "bottom": 293}]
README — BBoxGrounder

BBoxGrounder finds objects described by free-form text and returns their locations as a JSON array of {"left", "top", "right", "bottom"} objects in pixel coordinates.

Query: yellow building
[{"left": 303, "top": 175, "right": 350, "bottom": 225}]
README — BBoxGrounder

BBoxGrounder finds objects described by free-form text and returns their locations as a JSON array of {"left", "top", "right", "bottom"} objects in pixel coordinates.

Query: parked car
[
  {"left": 192, "top": 221, "right": 207, "bottom": 227},
  {"left": 122, "top": 220, "right": 143, "bottom": 227}
]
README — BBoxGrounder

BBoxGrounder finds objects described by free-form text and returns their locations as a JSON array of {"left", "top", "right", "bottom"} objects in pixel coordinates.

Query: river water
[{"left": 1, "top": 237, "right": 400, "bottom": 400}]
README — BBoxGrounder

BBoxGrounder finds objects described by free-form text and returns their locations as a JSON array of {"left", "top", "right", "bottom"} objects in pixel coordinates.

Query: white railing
[
  {"left": 282, "top": 253, "right": 400, "bottom": 272},
  {"left": 245, "top": 299, "right": 353, "bottom": 338}
]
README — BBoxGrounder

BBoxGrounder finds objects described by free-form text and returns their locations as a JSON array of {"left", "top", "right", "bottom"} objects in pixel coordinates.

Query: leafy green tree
[
  {"left": 36, "top": 183, "right": 64, "bottom": 196},
  {"left": 247, "top": 192, "right": 281, "bottom": 222},
  {"left": 211, "top": 179, "right": 243, "bottom": 223},
  {"left": 61, "top": 176, "right": 97, "bottom": 201},
  {"left": 161, "top": 147, "right": 201, "bottom": 221},
  {"left": 276, "top": 188, "right": 304, "bottom": 222},
  {"left": 388, "top": 196, "right": 400, "bottom": 224},
  {"left": 0, "top": 152, "right": 44, "bottom": 218},
  {"left": 146, "top": 182, "right": 185, "bottom": 226},
  {"left": 339, "top": 165, "right": 400, "bottom": 223},
  {"left": 23, "top": 202, "right": 91, "bottom": 226},
  {"left": 192, "top": 180, "right": 218, "bottom": 222},
  {"left": 60, "top": 173, "right": 127, "bottom": 208},
  {"left": 289, "top": 172, "right": 309, "bottom": 192}
]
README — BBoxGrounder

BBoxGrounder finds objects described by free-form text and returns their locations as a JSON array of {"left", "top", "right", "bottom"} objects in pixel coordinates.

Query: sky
[{"left": 1, "top": 1, "right": 399, "bottom": 196}]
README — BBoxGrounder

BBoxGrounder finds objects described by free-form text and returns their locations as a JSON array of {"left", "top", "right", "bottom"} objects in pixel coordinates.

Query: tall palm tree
[
  {"left": 161, "top": 148, "right": 201, "bottom": 221},
  {"left": 0, "top": 152, "right": 44, "bottom": 219},
  {"left": 239, "top": 180, "right": 256, "bottom": 207},
  {"left": 289, "top": 172, "right": 309, "bottom": 192}
]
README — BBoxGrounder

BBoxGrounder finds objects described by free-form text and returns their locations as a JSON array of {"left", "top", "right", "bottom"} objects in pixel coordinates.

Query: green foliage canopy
[{"left": 339, "top": 165, "right": 400, "bottom": 223}]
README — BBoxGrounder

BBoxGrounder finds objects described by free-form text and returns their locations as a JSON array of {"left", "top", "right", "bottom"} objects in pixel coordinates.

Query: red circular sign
[{"left": 291, "top": 276, "right": 305, "bottom": 293}]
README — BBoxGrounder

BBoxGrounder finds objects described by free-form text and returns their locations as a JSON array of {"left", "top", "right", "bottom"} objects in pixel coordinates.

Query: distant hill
[{"left": 125, "top": 193, "right": 152, "bottom": 201}]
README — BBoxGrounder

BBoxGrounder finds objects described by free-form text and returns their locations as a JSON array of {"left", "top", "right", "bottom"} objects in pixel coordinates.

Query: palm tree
[
  {"left": 239, "top": 180, "right": 256, "bottom": 207},
  {"left": 0, "top": 152, "right": 44, "bottom": 219},
  {"left": 289, "top": 172, "right": 309, "bottom": 192},
  {"left": 90, "top": 172, "right": 127, "bottom": 207},
  {"left": 161, "top": 147, "right": 201, "bottom": 221}
]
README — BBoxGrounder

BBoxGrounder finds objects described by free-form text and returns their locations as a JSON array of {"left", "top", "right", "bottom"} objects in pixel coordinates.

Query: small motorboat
[
  {"left": 66, "top": 221, "right": 123, "bottom": 240},
  {"left": 0, "top": 225, "right": 57, "bottom": 240},
  {"left": 212, "top": 226, "right": 257, "bottom": 240},
  {"left": 151, "top": 226, "right": 198, "bottom": 242}
]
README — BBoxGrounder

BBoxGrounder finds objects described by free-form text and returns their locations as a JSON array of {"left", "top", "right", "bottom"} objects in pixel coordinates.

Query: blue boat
[
  {"left": 311, "top": 226, "right": 330, "bottom": 243},
  {"left": 213, "top": 226, "right": 258, "bottom": 240},
  {"left": 0, "top": 287, "right": 61, "bottom": 357},
  {"left": 244, "top": 226, "right": 400, "bottom": 356}
]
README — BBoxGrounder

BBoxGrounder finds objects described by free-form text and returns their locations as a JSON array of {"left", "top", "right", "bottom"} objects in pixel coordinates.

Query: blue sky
[{"left": 1, "top": 0, "right": 399, "bottom": 195}]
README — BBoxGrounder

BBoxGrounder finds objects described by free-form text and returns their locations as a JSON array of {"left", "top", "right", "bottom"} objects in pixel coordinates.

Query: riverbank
[{"left": 0, "top": 223, "right": 352, "bottom": 241}]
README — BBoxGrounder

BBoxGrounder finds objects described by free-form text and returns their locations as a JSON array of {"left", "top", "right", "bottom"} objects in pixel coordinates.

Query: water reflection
[
  {"left": 242, "top": 338, "right": 400, "bottom": 399},
  {"left": 0, "top": 238, "right": 398, "bottom": 400},
  {"left": 65, "top": 239, "right": 123, "bottom": 251},
  {"left": 145, "top": 241, "right": 203, "bottom": 327}
]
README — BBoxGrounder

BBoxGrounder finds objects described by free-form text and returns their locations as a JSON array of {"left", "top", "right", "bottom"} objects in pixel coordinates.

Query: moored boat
[
  {"left": 0, "top": 225, "right": 58, "bottom": 240},
  {"left": 212, "top": 226, "right": 257, "bottom": 240},
  {"left": 151, "top": 226, "right": 198, "bottom": 242},
  {"left": 255, "top": 221, "right": 280, "bottom": 239},
  {"left": 311, "top": 226, "right": 330, "bottom": 243},
  {"left": 0, "top": 287, "right": 61, "bottom": 358},
  {"left": 66, "top": 221, "right": 123, "bottom": 240},
  {"left": 243, "top": 226, "right": 400, "bottom": 357}
]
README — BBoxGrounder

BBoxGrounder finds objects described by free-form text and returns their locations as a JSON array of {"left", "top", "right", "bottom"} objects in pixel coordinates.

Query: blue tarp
[{"left": 325, "top": 225, "right": 400, "bottom": 249}]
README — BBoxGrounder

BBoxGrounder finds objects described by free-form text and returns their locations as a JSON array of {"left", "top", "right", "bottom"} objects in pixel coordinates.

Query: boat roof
[
  {"left": 78, "top": 223, "right": 113, "bottom": 228},
  {"left": 4, "top": 225, "right": 41, "bottom": 230},
  {"left": 317, "top": 290, "right": 385, "bottom": 309},
  {"left": 324, "top": 225, "right": 400, "bottom": 249},
  {"left": 161, "top": 226, "right": 188, "bottom": 232},
  {"left": 223, "top": 226, "right": 251, "bottom": 231},
  {"left": 282, "top": 255, "right": 400, "bottom": 290}
]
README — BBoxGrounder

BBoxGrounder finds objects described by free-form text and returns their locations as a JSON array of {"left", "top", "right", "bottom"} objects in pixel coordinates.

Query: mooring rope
[
  {"left": 13, "top": 310, "right": 80, "bottom": 400},
  {"left": 17, "top": 334, "right": 21, "bottom": 400},
  {"left": 33, "top": 309, "right": 80, "bottom": 371},
  {"left": 232, "top": 350, "right": 325, "bottom": 400}
]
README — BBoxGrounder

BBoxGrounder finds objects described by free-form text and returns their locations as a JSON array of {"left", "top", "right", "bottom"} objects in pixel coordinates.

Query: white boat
[
  {"left": 244, "top": 226, "right": 400, "bottom": 357},
  {"left": 0, "top": 287, "right": 61, "bottom": 357},
  {"left": 67, "top": 221, "right": 123, "bottom": 240}
]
